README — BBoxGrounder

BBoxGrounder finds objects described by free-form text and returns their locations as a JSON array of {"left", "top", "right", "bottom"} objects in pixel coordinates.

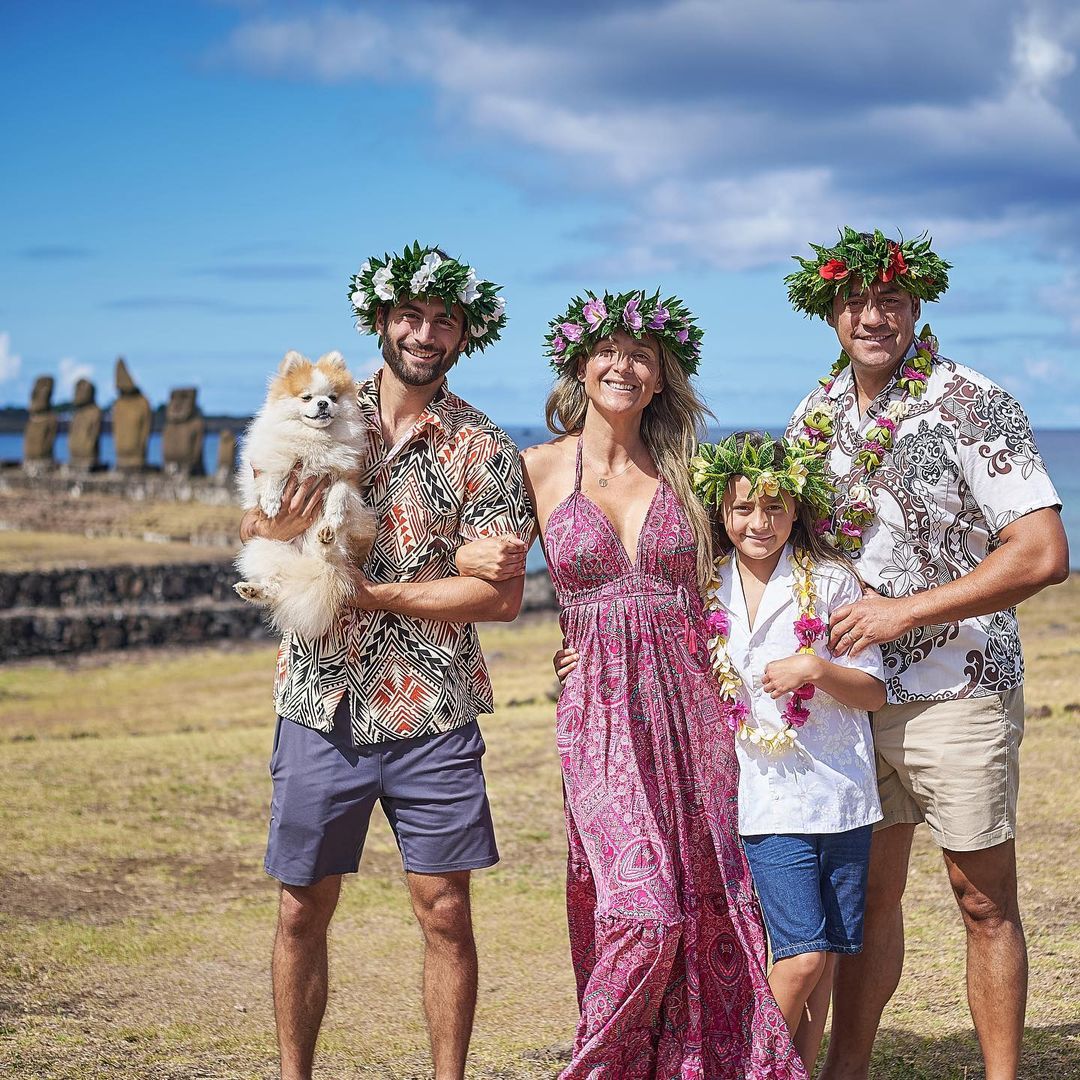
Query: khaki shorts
[{"left": 872, "top": 687, "right": 1024, "bottom": 852}]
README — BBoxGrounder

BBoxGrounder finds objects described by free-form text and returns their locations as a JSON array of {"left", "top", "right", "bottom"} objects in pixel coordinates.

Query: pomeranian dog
[{"left": 234, "top": 350, "right": 376, "bottom": 639}]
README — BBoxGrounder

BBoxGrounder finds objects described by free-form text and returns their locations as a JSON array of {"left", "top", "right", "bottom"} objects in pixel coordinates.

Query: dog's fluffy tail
[{"left": 235, "top": 539, "right": 354, "bottom": 640}]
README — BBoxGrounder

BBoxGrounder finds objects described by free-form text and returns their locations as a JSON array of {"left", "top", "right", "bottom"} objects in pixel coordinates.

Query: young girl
[{"left": 556, "top": 431, "right": 886, "bottom": 1072}]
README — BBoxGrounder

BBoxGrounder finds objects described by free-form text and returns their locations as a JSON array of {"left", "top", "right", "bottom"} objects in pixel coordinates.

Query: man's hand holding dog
[{"left": 239, "top": 471, "right": 330, "bottom": 543}]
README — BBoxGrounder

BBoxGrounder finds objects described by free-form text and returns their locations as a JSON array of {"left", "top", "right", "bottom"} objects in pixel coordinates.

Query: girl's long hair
[
  {"left": 545, "top": 339, "right": 715, "bottom": 589},
  {"left": 712, "top": 430, "right": 854, "bottom": 575}
]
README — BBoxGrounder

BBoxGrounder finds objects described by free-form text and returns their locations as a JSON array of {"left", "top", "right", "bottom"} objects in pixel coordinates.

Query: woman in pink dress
[{"left": 459, "top": 290, "right": 804, "bottom": 1078}]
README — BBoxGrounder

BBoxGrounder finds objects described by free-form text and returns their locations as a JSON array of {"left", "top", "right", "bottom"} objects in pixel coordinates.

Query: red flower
[
  {"left": 819, "top": 258, "right": 849, "bottom": 281},
  {"left": 881, "top": 243, "right": 908, "bottom": 283}
]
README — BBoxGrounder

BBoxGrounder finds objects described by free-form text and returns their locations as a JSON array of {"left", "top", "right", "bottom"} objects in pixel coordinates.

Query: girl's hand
[
  {"left": 454, "top": 535, "right": 528, "bottom": 580},
  {"left": 762, "top": 654, "right": 823, "bottom": 699},
  {"left": 553, "top": 647, "right": 580, "bottom": 683}
]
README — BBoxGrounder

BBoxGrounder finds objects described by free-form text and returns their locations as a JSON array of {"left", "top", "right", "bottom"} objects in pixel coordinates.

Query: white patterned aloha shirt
[
  {"left": 273, "top": 374, "right": 534, "bottom": 745},
  {"left": 788, "top": 347, "right": 1061, "bottom": 704}
]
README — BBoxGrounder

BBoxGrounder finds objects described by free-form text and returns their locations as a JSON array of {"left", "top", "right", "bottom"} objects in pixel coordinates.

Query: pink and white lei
[{"left": 704, "top": 550, "right": 828, "bottom": 754}]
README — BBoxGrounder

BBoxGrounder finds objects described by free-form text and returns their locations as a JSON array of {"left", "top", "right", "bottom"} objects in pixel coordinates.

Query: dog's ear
[
  {"left": 278, "top": 350, "right": 308, "bottom": 375},
  {"left": 317, "top": 350, "right": 347, "bottom": 371}
]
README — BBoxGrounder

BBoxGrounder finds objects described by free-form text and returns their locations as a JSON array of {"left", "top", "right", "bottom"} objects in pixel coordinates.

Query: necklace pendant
[{"left": 598, "top": 477, "right": 608, "bottom": 488}]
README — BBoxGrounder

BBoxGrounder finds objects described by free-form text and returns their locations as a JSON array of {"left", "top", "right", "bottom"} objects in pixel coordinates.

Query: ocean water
[{"left": 2, "top": 427, "right": 1078, "bottom": 567}]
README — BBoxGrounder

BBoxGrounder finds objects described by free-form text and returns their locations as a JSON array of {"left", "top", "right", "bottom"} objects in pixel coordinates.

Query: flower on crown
[
  {"left": 689, "top": 433, "right": 834, "bottom": 521},
  {"left": 347, "top": 241, "right": 507, "bottom": 356},
  {"left": 545, "top": 288, "right": 704, "bottom": 375},
  {"left": 784, "top": 227, "right": 951, "bottom": 320}
]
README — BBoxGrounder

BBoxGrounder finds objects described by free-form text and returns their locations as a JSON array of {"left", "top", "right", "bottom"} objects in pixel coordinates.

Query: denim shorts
[
  {"left": 742, "top": 825, "right": 873, "bottom": 960},
  {"left": 264, "top": 696, "right": 499, "bottom": 886}
]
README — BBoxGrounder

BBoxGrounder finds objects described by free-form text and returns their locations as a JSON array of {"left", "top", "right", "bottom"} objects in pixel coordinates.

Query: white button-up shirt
[{"left": 713, "top": 545, "right": 884, "bottom": 836}]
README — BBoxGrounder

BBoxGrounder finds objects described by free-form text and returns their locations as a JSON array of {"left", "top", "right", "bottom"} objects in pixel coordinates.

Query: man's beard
[{"left": 382, "top": 336, "right": 460, "bottom": 387}]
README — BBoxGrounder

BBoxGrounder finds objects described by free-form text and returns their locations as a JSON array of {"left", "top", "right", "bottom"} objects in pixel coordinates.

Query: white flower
[
  {"left": 355, "top": 314, "right": 373, "bottom": 334},
  {"left": 849, "top": 482, "right": 874, "bottom": 508},
  {"left": 409, "top": 252, "right": 443, "bottom": 294},
  {"left": 470, "top": 322, "right": 488, "bottom": 338},
  {"left": 350, "top": 290, "right": 366, "bottom": 309},
  {"left": 359, "top": 260, "right": 371, "bottom": 275},
  {"left": 372, "top": 266, "right": 394, "bottom": 301},
  {"left": 884, "top": 400, "right": 910, "bottom": 422},
  {"left": 491, "top": 296, "right": 506, "bottom": 321},
  {"left": 458, "top": 268, "right": 482, "bottom": 305},
  {"left": 817, "top": 399, "right": 835, "bottom": 417}
]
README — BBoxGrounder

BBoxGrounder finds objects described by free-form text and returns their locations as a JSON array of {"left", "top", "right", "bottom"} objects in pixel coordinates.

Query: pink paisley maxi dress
[{"left": 544, "top": 442, "right": 805, "bottom": 1079}]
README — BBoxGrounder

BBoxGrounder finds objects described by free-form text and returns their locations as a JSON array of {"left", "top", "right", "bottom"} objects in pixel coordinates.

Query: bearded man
[
  {"left": 240, "top": 244, "right": 531, "bottom": 1080},
  {"left": 784, "top": 228, "right": 1068, "bottom": 1080}
]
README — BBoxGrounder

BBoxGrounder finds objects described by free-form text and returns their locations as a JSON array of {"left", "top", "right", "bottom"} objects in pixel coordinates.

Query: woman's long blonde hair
[{"left": 545, "top": 338, "right": 715, "bottom": 589}]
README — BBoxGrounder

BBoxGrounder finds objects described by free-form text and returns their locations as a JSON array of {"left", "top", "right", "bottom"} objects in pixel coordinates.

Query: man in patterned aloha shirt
[
  {"left": 240, "top": 245, "right": 532, "bottom": 1080},
  {"left": 784, "top": 230, "right": 1069, "bottom": 1080}
]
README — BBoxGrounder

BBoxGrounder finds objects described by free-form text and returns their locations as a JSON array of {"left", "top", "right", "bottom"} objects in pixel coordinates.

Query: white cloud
[
  {"left": 1023, "top": 357, "right": 1061, "bottom": 381},
  {"left": 0, "top": 332, "right": 22, "bottom": 383},
  {"left": 219, "top": 8, "right": 393, "bottom": 81},
  {"left": 212, "top": 2, "right": 1080, "bottom": 272},
  {"left": 1013, "top": 17, "right": 1076, "bottom": 93},
  {"left": 1038, "top": 270, "right": 1080, "bottom": 333},
  {"left": 58, "top": 357, "right": 94, "bottom": 398}
]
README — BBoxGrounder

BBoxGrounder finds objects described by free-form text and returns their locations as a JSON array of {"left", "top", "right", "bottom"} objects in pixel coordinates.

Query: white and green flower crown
[
  {"left": 785, "top": 227, "right": 952, "bottom": 320},
  {"left": 545, "top": 289, "right": 704, "bottom": 375},
  {"left": 690, "top": 433, "right": 834, "bottom": 520},
  {"left": 348, "top": 242, "right": 507, "bottom": 356}
]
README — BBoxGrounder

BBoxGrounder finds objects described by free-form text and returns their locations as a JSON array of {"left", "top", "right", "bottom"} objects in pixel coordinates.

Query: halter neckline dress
[{"left": 543, "top": 439, "right": 805, "bottom": 1079}]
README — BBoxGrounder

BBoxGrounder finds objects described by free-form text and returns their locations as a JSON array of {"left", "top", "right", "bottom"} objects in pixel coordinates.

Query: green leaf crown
[
  {"left": 347, "top": 242, "right": 507, "bottom": 356},
  {"left": 784, "top": 227, "right": 952, "bottom": 320},
  {"left": 690, "top": 434, "right": 834, "bottom": 520},
  {"left": 545, "top": 289, "right": 704, "bottom": 375}
]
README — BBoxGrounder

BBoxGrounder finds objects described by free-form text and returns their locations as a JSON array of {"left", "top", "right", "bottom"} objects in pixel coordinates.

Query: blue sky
[{"left": 3, "top": 0, "right": 1080, "bottom": 426}]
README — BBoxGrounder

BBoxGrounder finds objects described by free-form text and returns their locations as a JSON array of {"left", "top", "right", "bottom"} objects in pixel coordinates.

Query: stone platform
[{"left": 0, "top": 559, "right": 557, "bottom": 660}]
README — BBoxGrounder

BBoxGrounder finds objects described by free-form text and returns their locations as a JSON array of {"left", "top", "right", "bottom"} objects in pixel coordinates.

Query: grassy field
[
  {"left": 0, "top": 491, "right": 243, "bottom": 550},
  {"left": 0, "top": 530, "right": 235, "bottom": 571},
  {"left": 0, "top": 587, "right": 1077, "bottom": 1078}
]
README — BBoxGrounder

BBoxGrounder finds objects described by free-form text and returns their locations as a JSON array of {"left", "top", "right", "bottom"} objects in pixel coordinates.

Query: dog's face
[{"left": 267, "top": 351, "right": 358, "bottom": 429}]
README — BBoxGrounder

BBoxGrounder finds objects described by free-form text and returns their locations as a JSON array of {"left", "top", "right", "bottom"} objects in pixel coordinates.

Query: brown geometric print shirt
[
  {"left": 788, "top": 350, "right": 1060, "bottom": 704},
  {"left": 273, "top": 374, "right": 534, "bottom": 745}
]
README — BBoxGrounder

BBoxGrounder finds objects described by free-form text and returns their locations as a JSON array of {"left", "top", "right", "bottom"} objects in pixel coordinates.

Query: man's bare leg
[
  {"left": 943, "top": 841, "right": 1026, "bottom": 1080},
  {"left": 407, "top": 870, "right": 477, "bottom": 1080},
  {"left": 820, "top": 823, "right": 914, "bottom": 1079},
  {"left": 273, "top": 875, "right": 342, "bottom": 1080}
]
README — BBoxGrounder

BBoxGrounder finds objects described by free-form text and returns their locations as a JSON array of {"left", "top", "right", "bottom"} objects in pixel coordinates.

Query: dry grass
[
  {"left": 0, "top": 490, "right": 243, "bottom": 548},
  {"left": 0, "top": 588, "right": 1077, "bottom": 1078},
  {"left": 0, "top": 529, "right": 235, "bottom": 571}
]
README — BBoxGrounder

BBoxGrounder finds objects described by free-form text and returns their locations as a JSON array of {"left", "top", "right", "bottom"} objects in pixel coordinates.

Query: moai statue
[
  {"left": 214, "top": 428, "right": 237, "bottom": 484},
  {"left": 162, "top": 387, "right": 205, "bottom": 477},
  {"left": 23, "top": 376, "right": 58, "bottom": 475},
  {"left": 112, "top": 358, "right": 152, "bottom": 472},
  {"left": 67, "top": 379, "right": 103, "bottom": 472}
]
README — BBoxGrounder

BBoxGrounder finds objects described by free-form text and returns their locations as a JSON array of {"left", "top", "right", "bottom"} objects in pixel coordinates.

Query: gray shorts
[{"left": 264, "top": 698, "right": 499, "bottom": 886}]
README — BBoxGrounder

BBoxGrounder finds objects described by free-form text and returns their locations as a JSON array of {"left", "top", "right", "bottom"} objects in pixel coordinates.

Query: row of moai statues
[{"left": 22, "top": 359, "right": 237, "bottom": 480}]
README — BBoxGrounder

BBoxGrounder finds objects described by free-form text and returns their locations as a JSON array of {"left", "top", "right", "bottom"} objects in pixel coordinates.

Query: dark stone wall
[
  {"left": 0, "top": 601, "right": 270, "bottom": 660},
  {"left": 0, "top": 562, "right": 239, "bottom": 609},
  {"left": 0, "top": 562, "right": 556, "bottom": 660}
]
